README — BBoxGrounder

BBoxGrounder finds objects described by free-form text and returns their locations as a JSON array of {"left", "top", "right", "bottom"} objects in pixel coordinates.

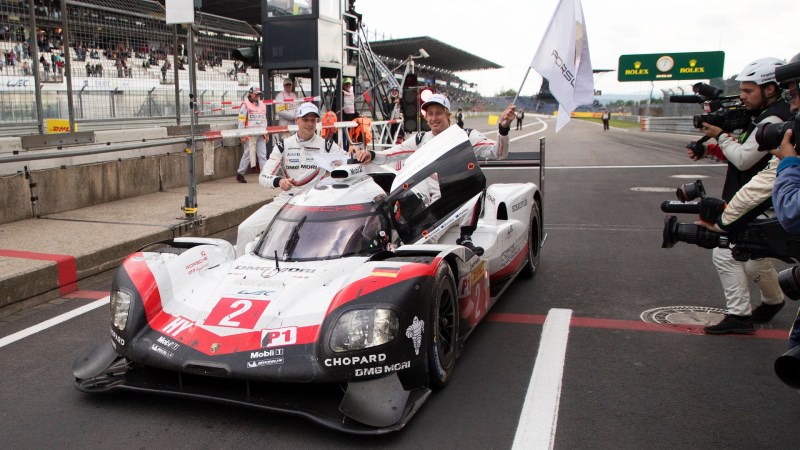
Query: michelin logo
[
  {"left": 247, "top": 358, "right": 284, "bottom": 368},
  {"left": 405, "top": 316, "right": 424, "bottom": 355}
]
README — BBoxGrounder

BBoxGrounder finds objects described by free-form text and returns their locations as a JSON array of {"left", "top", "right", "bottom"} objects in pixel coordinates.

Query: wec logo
[{"left": 6, "top": 79, "right": 30, "bottom": 88}]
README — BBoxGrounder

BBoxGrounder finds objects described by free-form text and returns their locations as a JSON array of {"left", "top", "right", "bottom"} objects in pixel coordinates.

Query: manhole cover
[
  {"left": 671, "top": 174, "right": 709, "bottom": 179},
  {"left": 631, "top": 187, "right": 675, "bottom": 193},
  {"left": 641, "top": 306, "right": 726, "bottom": 325}
]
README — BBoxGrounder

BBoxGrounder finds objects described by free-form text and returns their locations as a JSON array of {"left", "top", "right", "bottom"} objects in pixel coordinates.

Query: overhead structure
[{"left": 369, "top": 37, "right": 501, "bottom": 73}]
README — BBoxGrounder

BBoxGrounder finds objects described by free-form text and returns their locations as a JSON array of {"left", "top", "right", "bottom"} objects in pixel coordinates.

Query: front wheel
[
  {"left": 428, "top": 262, "right": 458, "bottom": 389},
  {"left": 520, "top": 200, "right": 541, "bottom": 279}
]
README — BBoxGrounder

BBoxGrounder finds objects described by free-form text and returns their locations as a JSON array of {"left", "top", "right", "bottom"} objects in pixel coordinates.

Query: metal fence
[{"left": 0, "top": 0, "right": 261, "bottom": 134}]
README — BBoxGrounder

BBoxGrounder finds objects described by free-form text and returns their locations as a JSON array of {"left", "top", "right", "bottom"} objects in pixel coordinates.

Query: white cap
[
  {"left": 295, "top": 102, "right": 320, "bottom": 118},
  {"left": 282, "top": 78, "right": 292, "bottom": 86},
  {"left": 421, "top": 93, "right": 450, "bottom": 111}
]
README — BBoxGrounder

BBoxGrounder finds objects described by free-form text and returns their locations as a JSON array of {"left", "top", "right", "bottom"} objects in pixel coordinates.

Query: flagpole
[{"left": 511, "top": 67, "right": 533, "bottom": 105}]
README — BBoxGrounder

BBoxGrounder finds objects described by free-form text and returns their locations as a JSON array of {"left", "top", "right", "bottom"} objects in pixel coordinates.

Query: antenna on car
[{"left": 274, "top": 250, "right": 280, "bottom": 269}]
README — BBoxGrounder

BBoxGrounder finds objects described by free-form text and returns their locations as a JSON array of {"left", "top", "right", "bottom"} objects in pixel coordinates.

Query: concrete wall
[
  {"left": 1, "top": 141, "right": 243, "bottom": 225},
  {"left": 0, "top": 172, "right": 30, "bottom": 223}
]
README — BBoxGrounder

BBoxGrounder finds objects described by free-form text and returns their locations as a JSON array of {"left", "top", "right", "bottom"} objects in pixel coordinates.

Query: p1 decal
[
  {"left": 205, "top": 298, "right": 270, "bottom": 329},
  {"left": 261, "top": 326, "right": 297, "bottom": 347}
]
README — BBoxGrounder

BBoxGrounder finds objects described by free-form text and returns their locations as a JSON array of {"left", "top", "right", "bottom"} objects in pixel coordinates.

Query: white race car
[{"left": 73, "top": 125, "right": 544, "bottom": 434}]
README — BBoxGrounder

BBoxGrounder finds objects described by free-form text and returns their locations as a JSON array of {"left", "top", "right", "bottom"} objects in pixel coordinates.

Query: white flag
[{"left": 531, "top": 0, "right": 594, "bottom": 132}]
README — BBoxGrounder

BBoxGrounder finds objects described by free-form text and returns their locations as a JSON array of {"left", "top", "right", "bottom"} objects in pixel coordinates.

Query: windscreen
[{"left": 256, "top": 202, "right": 390, "bottom": 261}]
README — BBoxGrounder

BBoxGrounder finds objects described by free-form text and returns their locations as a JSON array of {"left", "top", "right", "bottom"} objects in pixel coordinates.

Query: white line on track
[
  {"left": 481, "top": 117, "right": 548, "bottom": 140},
  {"left": 0, "top": 296, "right": 109, "bottom": 348},
  {"left": 512, "top": 308, "right": 572, "bottom": 450}
]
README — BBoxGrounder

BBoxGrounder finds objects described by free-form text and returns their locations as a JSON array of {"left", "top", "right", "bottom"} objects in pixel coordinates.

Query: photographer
[
  {"left": 768, "top": 55, "right": 800, "bottom": 349},
  {"left": 771, "top": 54, "right": 800, "bottom": 235},
  {"left": 691, "top": 58, "right": 792, "bottom": 334}
]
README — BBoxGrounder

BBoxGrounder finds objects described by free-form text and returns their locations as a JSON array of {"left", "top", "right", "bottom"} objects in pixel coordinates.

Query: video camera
[
  {"left": 754, "top": 60, "right": 800, "bottom": 151},
  {"left": 660, "top": 179, "right": 800, "bottom": 264},
  {"left": 670, "top": 82, "right": 753, "bottom": 158}
]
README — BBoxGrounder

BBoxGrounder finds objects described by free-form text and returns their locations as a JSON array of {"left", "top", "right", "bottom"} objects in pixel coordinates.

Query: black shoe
[
  {"left": 236, "top": 173, "right": 247, "bottom": 183},
  {"left": 456, "top": 236, "right": 484, "bottom": 256},
  {"left": 704, "top": 314, "right": 755, "bottom": 335},
  {"left": 752, "top": 301, "right": 785, "bottom": 323}
]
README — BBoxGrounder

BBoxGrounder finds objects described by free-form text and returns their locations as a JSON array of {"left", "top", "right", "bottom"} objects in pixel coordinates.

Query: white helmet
[{"left": 735, "top": 57, "right": 785, "bottom": 86}]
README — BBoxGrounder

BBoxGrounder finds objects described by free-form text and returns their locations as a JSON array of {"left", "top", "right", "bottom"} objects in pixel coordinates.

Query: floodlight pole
[
  {"left": 28, "top": 0, "right": 44, "bottom": 133},
  {"left": 183, "top": 24, "right": 198, "bottom": 218},
  {"left": 60, "top": 0, "right": 76, "bottom": 131}
]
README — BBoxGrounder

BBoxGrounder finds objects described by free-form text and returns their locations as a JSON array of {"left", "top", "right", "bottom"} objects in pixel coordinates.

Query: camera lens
[
  {"left": 755, "top": 121, "right": 794, "bottom": 151},
  {"left": 662, "top": 215, "right": 721, "bottom": 249},
  {"left": 778, "top": 266, "right": 800, "bottom": 300},
  {"left": 676, "top": 180, "right": 705, "bottom": 202}
]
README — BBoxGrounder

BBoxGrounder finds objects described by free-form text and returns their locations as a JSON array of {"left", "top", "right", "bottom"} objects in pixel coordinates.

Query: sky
[{"left": 356, "top": 0, "right": 800, "bottom": 100}]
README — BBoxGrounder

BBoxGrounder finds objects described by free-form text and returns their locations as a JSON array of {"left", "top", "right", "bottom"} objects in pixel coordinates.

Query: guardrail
[{"left": 641, "top": 116, "right": 695, "bottom": 134}]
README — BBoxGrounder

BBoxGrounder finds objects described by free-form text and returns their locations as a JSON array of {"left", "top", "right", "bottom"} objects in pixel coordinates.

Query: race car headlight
[
  {"left": 110, "top": 288, "right": 132, "bottom": 330},
  {"left": 330, "top": 308, "right": 399, "bottom": 352}
]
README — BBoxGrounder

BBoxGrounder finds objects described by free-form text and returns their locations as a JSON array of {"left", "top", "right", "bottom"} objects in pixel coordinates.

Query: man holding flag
[{"left": 530, "top": 0, "right": 594, "bottom": 131}]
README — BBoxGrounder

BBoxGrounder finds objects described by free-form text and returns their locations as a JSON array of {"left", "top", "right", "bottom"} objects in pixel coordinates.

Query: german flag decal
[{"left": 370, "top": 267, "right": 401, "bottom": 278}]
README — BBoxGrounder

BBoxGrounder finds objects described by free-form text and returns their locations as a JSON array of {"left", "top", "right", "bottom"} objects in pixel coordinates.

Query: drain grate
[{"left": 641, "top": 306, "right": 726, "bottom": 325}]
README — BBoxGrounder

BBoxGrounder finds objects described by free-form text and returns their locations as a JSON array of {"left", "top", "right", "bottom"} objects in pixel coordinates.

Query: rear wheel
[
  {"left": 428, "top": 262, "right": 458, "bottom": 389},
  {"left": 520, "top": 201, "right": 541, "bottom": 279}
]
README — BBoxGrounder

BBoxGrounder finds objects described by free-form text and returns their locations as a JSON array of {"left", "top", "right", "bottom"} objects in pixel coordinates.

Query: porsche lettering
[{"left": 511, "top": 198, "right": 528, "bottom": 212}]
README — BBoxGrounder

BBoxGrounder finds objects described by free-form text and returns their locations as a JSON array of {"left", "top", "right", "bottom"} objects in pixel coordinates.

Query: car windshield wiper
[{"left": 282, "top": 216, "right": 306, "bottom": 260}]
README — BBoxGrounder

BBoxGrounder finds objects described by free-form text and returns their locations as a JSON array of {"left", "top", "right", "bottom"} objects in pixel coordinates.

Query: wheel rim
[{"left": 437, "top": 282, "right": 457, "bottom": 366}]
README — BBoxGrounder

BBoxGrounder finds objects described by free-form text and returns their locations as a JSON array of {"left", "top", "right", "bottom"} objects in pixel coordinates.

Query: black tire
[
  {"left": 428, "top": 262, "right": 458, "bottom": 389},
  {"left": 520, "top": 200, "right": 541, "bottom": 279}
]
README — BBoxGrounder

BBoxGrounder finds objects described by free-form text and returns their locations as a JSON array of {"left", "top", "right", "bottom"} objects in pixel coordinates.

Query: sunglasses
[{"left": 785, "top": 88, "right": 799, "bottom": 101}]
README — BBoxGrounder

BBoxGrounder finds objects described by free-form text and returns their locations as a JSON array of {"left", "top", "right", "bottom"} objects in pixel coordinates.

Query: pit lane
[{"left": 2, "top": 117, "right": 799, "bottom": 448}]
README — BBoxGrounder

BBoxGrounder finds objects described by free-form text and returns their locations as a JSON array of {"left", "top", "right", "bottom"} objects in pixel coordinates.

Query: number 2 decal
[{"left": 205, "top": 297, "right": 270, "bottom": 329}]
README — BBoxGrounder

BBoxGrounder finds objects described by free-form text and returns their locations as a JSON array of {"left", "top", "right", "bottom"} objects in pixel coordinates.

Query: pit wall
[{"left": 0, "top": 125, "right": 243, "bottom": 225}]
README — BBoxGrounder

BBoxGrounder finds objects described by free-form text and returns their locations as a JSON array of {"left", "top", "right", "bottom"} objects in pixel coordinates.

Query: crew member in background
[
  {"left": 342, "top": 77, "right": 357, "bottom": 122},
  {"left": 384, "top": 86, "right": 402, "bottom": 140},
  {"left": 601, "top": 108, "right": 610, "bottom": 131},
  {"left": 688, "top": 57, "right": 792, "bottom": 334},
  {"left": 515, "top": 108, "right": 525, "bottom": 130},
  {"left": 274, "top": 78, "right": 298, "bottom": 126},
  {"left": 355, "top": 93, "right": 516, "bottom": 256},
  {"left": 235, "top": 103, "right": 347, "bottom": 256},
  {"left": 455, "top": 107, "right": 465, "bottom": 128},
  {"left": 235, "top": 87, "right": 268, "bottom": 183}
]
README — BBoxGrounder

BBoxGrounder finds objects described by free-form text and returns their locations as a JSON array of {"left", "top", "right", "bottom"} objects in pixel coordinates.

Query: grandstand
[{"left": 0, "top": 0, "right": 262, "bottom": 128}]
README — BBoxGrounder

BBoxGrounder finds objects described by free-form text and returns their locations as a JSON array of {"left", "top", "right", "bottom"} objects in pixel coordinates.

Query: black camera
[
  {"left": 662, "top": 215, "right": 800, "bottom": 262},
  {"left": 669, "top": 82, "right": 752, "bottom": 133},
  {"left": 692, "top": 105, "right": 752, "bottom": 132},
  {"left": 755, "top": 117, "right": 799, "bottom": 151},
  {"left": 676, "top": 179, "right": 706, "bottom": 202},
  {"left": 778, "top": 266, "right": 800, "bottom": 300}
]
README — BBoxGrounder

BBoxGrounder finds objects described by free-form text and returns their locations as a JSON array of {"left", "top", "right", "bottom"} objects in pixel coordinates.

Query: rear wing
[{"left": 479, "top": 137, "right": 546, "bottom": 235}]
